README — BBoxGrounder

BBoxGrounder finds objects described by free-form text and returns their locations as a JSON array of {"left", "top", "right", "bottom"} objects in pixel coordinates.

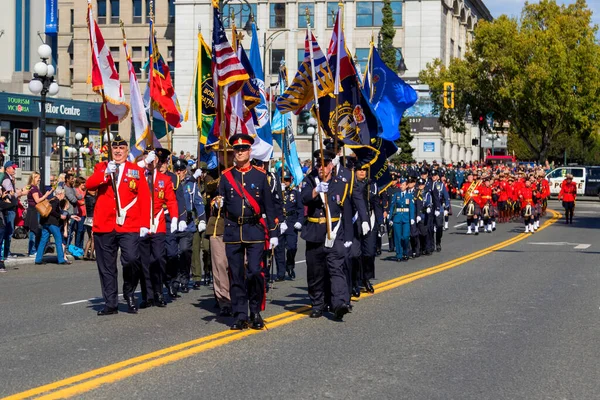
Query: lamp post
[
  {"left": 377, "top": 32, "right": 408, "bottom": 75},
  {"left": 485, "top": 133, "right": 500, "bottom": 156},
  {"left": 262, "top": 29, "right": 291, "bottom": 81},
  {"left": 55, "top": 125, "right": 66, "bottom": 174},
  {"left": 307, "top": 116, "right": 318, "bottom": 157},
  {"left": 28, "top": 44, "right": 59, "bottom": 191}
]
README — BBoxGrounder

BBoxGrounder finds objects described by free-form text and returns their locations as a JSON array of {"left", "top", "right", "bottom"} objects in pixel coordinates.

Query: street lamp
[
  {"left": 377, "top": 32, "right": 407, "bottom": 75},
  {"left": 307, "top": 116, "right": 317, "bottom": 156},
  {"left": 485, "top": 133, "right": 500, "bottom": 155},
  {"left": 28, "top": 43, "right": 58, "bottom": 191},
  {"left": 55, "top": 125, "right": 66, "bottom": 174}
]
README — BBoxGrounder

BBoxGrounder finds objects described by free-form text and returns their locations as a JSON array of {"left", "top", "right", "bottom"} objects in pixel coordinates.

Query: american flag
[{"left": 212, "top": 4, "right": 248, "bottom": 91}]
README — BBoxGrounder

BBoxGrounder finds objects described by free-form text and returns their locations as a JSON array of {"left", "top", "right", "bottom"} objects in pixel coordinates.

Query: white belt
[
  {"left": 116, "top": 197, "right": 138, "bottom": 226},
  {"left": 150, "top": 208, "right": 165, "bottom": 234}
]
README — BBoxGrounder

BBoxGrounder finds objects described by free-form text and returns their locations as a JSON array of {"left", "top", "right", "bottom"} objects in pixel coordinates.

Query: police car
[{"left": 546, "top": 166, "right": 600, "bottom": 198}]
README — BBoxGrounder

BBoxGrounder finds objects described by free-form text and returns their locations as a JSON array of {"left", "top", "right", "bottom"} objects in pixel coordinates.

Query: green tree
[
  {"left": 419, "top": 0, "right": 600, "bottom": 163},
  {"left": 379, "top": 0, "right": 397, "bottom": 70}
]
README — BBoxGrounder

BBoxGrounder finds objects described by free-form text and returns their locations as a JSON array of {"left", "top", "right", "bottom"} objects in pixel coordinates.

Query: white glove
[
  {"left": 144, "top": 150, "right": 156, "bottom": 164},
  {"left": 105, "top": 160, "right": 117, "bottom": 176},
  {"left": 197, "top": 220, "right": 206, "bottom": 232},
  {"left": 280, "top": 221, "right": 288, "bottom": 234},
  {"left": 444, "top": 210, "right": 449, "bottom": 217},
  {"left": 361, "top": 221, "right": 370, "bottom": 236},
  {"left": 140, "top": 227, "right": 149, "bottom": 237},
  {"left": 416, "top": 216, "right": 422, "bottom": 223},
  {"left": 435, "top": 210, "right": 440, "bottom": 217},
  {"left": 170, "top": 217, "right": 178, "bottom": 234},
  {"left": 426, "top": 207, "right": 431, "bottom": 214},
  {"left": 270, "top": 237, "right": 279, "bottom": 249},
  {"left": 388, "top": 219, "right": 393, "bottom": 227},
  {"left": 294, "top": 222, "right": 302, "bottom": 230},
  {"left": 315, "top": 181, "right": 329, "bottom": 193},
  {"left": 411, "top": 219, "right": 415, "bottom": 225},
  {"left": 193, "top": 169, "right": 202, "bottom": 179},
  {"left": 344, "top": 241, "right": 352, "bottom": 248},
  {"left": 178, "top": 220, "right": 188, "bottom": 232},
  {"left": 332, "top": 156, "right": 340, "bottom": 167}
]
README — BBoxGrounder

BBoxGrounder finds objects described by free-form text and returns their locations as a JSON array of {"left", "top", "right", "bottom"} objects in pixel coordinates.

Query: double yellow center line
[{"left": 4, "top": 210, "right": 560, "bottom": 400}]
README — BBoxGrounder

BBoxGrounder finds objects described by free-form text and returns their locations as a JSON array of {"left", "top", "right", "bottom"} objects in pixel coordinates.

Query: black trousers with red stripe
[{"left": 226, "top": 242, "right": 265, "bottom": 320}]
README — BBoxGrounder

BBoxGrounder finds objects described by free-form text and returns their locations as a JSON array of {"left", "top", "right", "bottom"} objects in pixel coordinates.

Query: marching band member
[
  {"left": 519, "top": 179, "right": 535, "bottom": 233},
  {"left": 86, "top": 135, "right": 150, "bottom": 315},
  {"left": 274, "top": 170, "right": 303, "bottom": 281},
  {"left": 461, "top": 172, "right": 481, "bottom": 235}
]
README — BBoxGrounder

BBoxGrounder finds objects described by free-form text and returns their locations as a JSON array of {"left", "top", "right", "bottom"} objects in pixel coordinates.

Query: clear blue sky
[{"left": 486, "top": 0, "right": 600, "bottom": 30}]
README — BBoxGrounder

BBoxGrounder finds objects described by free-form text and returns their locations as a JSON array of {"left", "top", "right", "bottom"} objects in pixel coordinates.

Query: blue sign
[
  {"left": 0, "top": 92, "right": 100, "bottom": 123},
  {"left": 423, "top": 142, "right": 435, "bottom": 152},
  {"left": 45, "top": 0, "right": 58, "bottom": 36}
]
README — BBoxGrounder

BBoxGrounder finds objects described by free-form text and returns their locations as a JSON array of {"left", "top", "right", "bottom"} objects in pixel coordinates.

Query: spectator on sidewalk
[
  {"left": 0, "top": 186, "right": 18, "bottom": 272},
  {"left": 25, "top": 172, "right": 52, "bottom": 258},
  {"left": 83, "top": 188, "right": 96, "bottom": 260},
  {"left": 63, "top": 173, "right": 83, "bottom": 248},
  {"left": 74, "top": 177, "right": 87, "bottom": 249},
  {"left": 35, "top": 188, "right": 71, "bottom": 265},
  {"left": 1, "top": 160, "right": 22, "bottom": 260}
]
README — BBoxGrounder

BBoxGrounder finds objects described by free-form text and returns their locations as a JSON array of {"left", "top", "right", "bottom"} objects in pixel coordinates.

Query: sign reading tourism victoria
[{"left": 0, "top": 93, "right": 100, "bottom": 123}]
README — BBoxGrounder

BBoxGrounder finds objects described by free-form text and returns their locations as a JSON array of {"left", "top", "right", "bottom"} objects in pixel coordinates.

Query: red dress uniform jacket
[
  {"left": 147, "top": 170, "right": 178, "bottom": 234},
  {"left": 519, "top": 186, "right": 534, "bottom": 208},
  {"left": 540, "top": 179, "right": 550, "bottom": 199},
  {"left": 558, "top": 180, "right": 577, "bottom": 202},
  {"left": 478, "top": 185, "right": 493, "bottom": 208},
  {"left": 86, "top": 161, "right": 151, "bottom": 233},
  {"left": 498, "top": 180, "right": 509, "bottom": 202}
]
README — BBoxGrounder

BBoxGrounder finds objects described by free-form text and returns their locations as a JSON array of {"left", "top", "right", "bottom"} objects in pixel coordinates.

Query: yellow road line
[{"left": 3, "top": 210, "right": 560, "bottom": 400}]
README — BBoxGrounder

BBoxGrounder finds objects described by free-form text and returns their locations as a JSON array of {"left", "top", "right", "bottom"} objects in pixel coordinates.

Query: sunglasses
[
  {"left": 233, "top": 145, "right": 251, "bottom": 152},
  {"left": 315, "top": 160, "right": 332, "bottom": 168}
]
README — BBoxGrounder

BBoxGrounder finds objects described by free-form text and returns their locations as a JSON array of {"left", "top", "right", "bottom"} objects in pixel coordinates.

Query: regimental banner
[{"left": 45, "top": 0, "right": 58, "bottom": 36}]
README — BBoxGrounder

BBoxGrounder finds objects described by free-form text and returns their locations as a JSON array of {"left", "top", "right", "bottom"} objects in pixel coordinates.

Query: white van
[{"left": 545, "top": 166, "right": 600, "bottom": 197}]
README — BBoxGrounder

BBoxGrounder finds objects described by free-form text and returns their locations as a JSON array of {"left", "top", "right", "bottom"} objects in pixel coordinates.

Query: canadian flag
[{"left": 87, "top": 0, "right": 129, "bottom": 129}]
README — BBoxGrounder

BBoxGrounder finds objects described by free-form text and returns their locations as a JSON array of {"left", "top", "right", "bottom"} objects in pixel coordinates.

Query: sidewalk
[{"left": 3, "top": 237, "right": 76, "bottom": 268}]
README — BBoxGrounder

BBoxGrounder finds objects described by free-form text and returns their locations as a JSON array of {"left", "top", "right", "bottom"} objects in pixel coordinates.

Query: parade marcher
[
  {"left": 389, "top": 178, "right": 415, "bottom": 262},
  {"left": 430, "top": 170, "right": 450, "bottom": 251},
  {"left": 519, "top": 179, "right": 535, "bottom": 233},
  {"left": 461, "top": 171, "right": 481, "bottom": 235},
  {"left": 274, "top": 170, "right": 303, "bottom": 281},
  {"left": 301, "top": 148, "right": 353, "bottom": 320},
  {"left": 172, "top": 158, "right": 204, "bottom": 294},
  {"left": 478, "top": 176, "right": 494, "bottom": 233},
  {"left": 217, "top": 134, "right": 278, "bottom": 330},
  {"left": 558, "top": 173, "right": 577, "bottom": 224},
  {"left": 86, "top": 135, "right": 150, "bottom": 315},
  {"left": 191, "top": 162, "right": 209, "bottom": 289},
  {"left": 137, "top": 147, "right": 178, "bottom": 308},
  {"left": 413, "top": 178, "right": 431, "bottom": 256},
  {"left": 406, "top": 176, "right": 420, "bottom": 257},
  {"left": 354, "top": 157, "right": 382, "bottom": 292},
  {"left": 158, "top": 156, "right": 181, "bottom": 300}
]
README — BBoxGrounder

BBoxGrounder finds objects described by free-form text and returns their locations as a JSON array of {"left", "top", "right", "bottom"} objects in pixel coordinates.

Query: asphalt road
[{"left": 1, "top": 200, "right": 599, "bottom": 399}]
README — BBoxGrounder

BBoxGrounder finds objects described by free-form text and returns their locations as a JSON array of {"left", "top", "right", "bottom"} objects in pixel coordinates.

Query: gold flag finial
[{"left": 305, "top": 7, "right": 311, "bottom": 26}]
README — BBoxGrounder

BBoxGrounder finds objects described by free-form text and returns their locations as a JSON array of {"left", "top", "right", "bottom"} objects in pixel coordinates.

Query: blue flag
[
  {"left": 272, "top": 63, "right": 304, "bottom": 187},
  {"left": 249, "top": 22, "right": 272, "bottom": 145},
  {"left": 365, "top": 46, "right": 418, "bottom": 141}
]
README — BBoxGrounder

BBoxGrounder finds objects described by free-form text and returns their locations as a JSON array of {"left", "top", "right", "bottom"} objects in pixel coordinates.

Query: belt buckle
[
  {"left": 237, "top": 216, "right": 243, "bottom": 224},
  {"left": 319, "top": 217, "right": 326, "bottom": 223}
]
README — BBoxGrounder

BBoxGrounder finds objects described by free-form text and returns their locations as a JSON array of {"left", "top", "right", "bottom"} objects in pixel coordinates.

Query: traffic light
[{"left": 443, "top": 82, "right": 454, "bottom": 109}]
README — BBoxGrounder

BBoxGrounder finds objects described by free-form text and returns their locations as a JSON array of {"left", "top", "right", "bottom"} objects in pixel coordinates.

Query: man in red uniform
[
  {"left": 538, "top": 172, "right": 550, "bottom": 215},
  {"left": 86, "top": 136, "right": 150, "bottom": 315},
  {"left": 138, "top": 147, "right": 179, "bottom": 308},
  {"left": 518, "top": 179, "right": 535, "bottom": 233},
  {"left": 460, "top": 171, "right": 480, "bottom": 235},
  {"left": 497, "top": 174, "right": 509, "bottom": 223},
  {"left": 478, "top": 176, "right": 494, "bottom": 233},
  {"left": 558, "top": 173, "right": 577, "bottom": 224}
]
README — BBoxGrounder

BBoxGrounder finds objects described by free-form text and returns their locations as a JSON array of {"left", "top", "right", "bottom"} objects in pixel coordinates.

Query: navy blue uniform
[
  {"left": 430, "top": 180, "right": 450, "bottom": 250},
  {"left": 274, "top": 185, "right": 303, "bottom": 279},
  {"left": 301, "top": 173, "right": 353, "bottom": 313},
  {"left": 218, "top": 165, "right": 277, "bottom": 321},
  {"left": 164, "top": 171, "right": 181, "bottom": 296},
  {"left": 354, "top": 179, "right": 382, "bottom": 285}
]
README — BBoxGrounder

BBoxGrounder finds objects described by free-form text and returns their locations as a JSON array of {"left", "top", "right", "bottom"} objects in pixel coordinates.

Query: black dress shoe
[
  {"left": 219, "top": 307, "right": 232, "bottom": 317},
  {"left": 250, "top": 313, "right": 265, "bottom": 330},
  {"left": 402, "top": 255, "right": 409, "bottom": 262},
  {"left": 364, "top": 280, "right": 375, "bottom": 294},
  {"left": 310, "top": 309, "right": 323, "bottom": 318},
  {"left": 139, "top": 300, "right": 154, "bottom": 309},
  {"left": 97, "top": 307, "right": 118, "bottom": 316},
  {"left": 181, "top": 286, "right": 190, "bottom": 294},
  {"left": 154, "top": 295, "right": 167, "bottom": 307},
  {"left": 124, "top": 296, "right": 138, "bottom": 314},
  {"left": 376, "top": 250, "right": 382, "bottom": 256},
  {"left": 231, "top": 319, "right": 249, "bottom": 330},
  {"left": 34, "top": 261, "right": 46, "bottom": 265},
  {"left": 436, "top": 244, "right": 442, "bottom": 252},
  {"left": 193, "top": 282, "right": 202, "bottom": 290},
  {"left": 351, "top": 286, "right": 361, "bottom": 298},
  {"left": 275, "top": 276, "right": 285, "bottom": 282},
  {"left": 334, "top": 304, "right": 350, "bottom": 320}
]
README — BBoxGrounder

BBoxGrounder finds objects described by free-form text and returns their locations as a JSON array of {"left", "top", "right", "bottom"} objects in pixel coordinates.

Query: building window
[
  {"left": 327, "top": 2, "right": 338, "bottom": 28},
  {"left": 132, "top": 61, "right": 142, "bottom": 79},
  {"left": 450, "top": 39, "right": 454, "bottom": 59},
  {"left": 168, "top": 0, "right": 175, "bottom": 23},
  {"left": 168, "top": 61, "right": 175, "bottom": 84},
  {"left": 132, "top": 0, "right": 142, "bottom": 23},
  {"left": 271, "top": 49, "right": 285, "bottom": 74},
  {"left": 167, "top": 46, "right": 174, "bottom": 59},
  {"left": 70, "top": 68, "right": 74, "bottom": 84},
  {"left": 222, "top": 4, "right": 257, "bottom": 29},
  {"left": 70, "top": 9, "right": 74, "bottom": 32},
  {"left": 69, "top": 52, "right": 73, "bottom": 66},
  {"left": 270, "top": 3, "right": 285, "bottom": 28},
  {"left": 113, "top": 62, "right": 120, "bottom": 77},
  {"left": 356, "top": 1, "right": 402, "bottom": 27},
  {"left": 110, "top": 0, "right": 120, "bottom": 24},
  {"left": 132, "top": 46, "right": 142, "bottom": 59},
  {"left": 458, "top": 45, "right": 462, "bottom": 59},
  {"left": 298, "top": 3, "right": 314, "bottom": 29},
  {"left": 355, "top": 48, "right": 370, "bottom": 72},
  {"left": 97, "top": 0, "right": 107, "bottom": 24},
  {"left": 146, "top": 45, "right": 150, "bottom": 58},
  {"left": 298, "top": 48, "right": 305, "bottom": 68},
  {"left": 110, "top": 46, "right": 120, "bottom": 60}
]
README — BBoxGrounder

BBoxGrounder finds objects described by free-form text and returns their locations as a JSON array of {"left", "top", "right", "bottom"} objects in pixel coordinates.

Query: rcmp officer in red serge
[
  {"left": 86, "top": 135, "right": 150, "bottom": 315},
  {"left": 217, "top": 134, "right": 278, "bottom": 330},
  {"left": 301, "top": 148, "right": 354, "bottom": 320},
  {"left": 137, "top": 147, "right": 178, "bottom": 308}
]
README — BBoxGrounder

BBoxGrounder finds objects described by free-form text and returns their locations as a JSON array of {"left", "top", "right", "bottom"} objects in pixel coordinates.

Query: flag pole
[
  {"left": 196, "top": 25, "right": 203, "bottom": 159},
  {"left": 333, "top": 6, "right": 342, "bottom": 156},
  {"left": 149, "top": 1, "right": 155, "bottom": 137},
  {"left": 306, "top": 8, "right": 330, "bottom": 239},
  {"left": 279, "top": 62, "right": 285, "bottom": 183}
]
